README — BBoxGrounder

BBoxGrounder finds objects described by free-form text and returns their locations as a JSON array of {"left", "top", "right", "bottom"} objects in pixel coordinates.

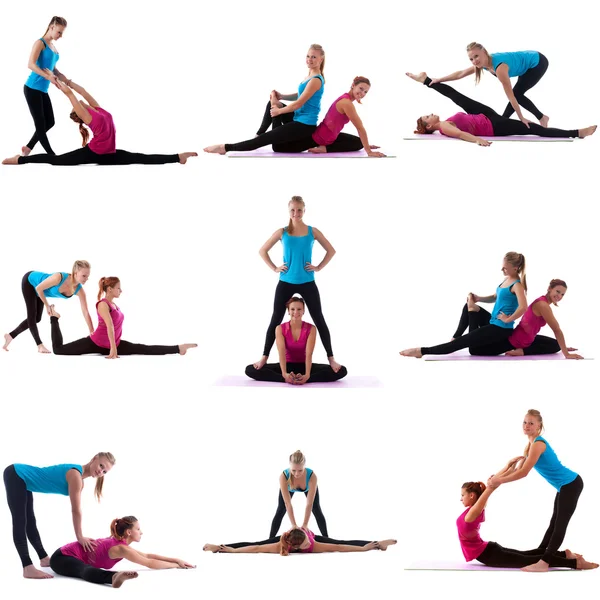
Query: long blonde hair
[
  {"left": 466, "top": 42, "right": 491, "bottom": 84},
  {"left": 287, "top": 196, "right": 305, "bottom": 235},
  {"left": 504, "top": 251, "right": 527, "bottom": 292},
  {"left": 523, "top": 409, "right": 544, "bottom": 456},
  {"left": 309, "top": 44, "right": 326, "bottom": 83},
  {"left": 287, "top": 450, "right": 306, "bottom": 487},
  {"left": 93, "top": 452, "right": 116, "bottom": 501}
]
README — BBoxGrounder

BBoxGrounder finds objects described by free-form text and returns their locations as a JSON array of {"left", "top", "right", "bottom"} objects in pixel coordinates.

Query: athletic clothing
[
  {"left": 456, "top": 508, "right": 488, "bottom": 561},
  {"left": 489, "top": 51, "right": 540, "bottom": 78},
  {"left": 24, "top": 85, "right": 56, "bottom": 154},
  {"left": 245, "top": 361, "right": 347, "bottom": 383},
  {"left": 280, "top": 226, "right": 315, "bottom": 284},
  {"left": 27, "top": 271, "right": 81, "bottom": 299},
  {"left": 293, "top": 76, "right": 325, "bottom": 125},
  {"left": 490, "top": 281, "right": 520, "bottom": 328},
  {"left": 25, "top": 39, "right": 59, "bottom": 93},
  {"left": 13, "top": 463, "right": 82, "bottom": 495},
  {"left": 533, "top": 436, "right": 578, "bottom": 491},
  {"left": 226, "top": 531, "right": 373, "bottom": 552},
  {"left": 18, "top": 146, "right": 179, "bottom": 166},
  {"left": 87, "top": 107, "right": 116, "bottom": 154},
  {"left": 283, "top": 468, "right": 313, "bottom": 491},
  {"left": 444, "top": 113, "right": 494, "bottom": 137},
  {"left": 300, "top": 528, "right": 316, "bottom": 553},
  {"left": 60, "top": 536, "right": 126, "bottom": 569},
  {"left": 313, "top": 93, "right": 351, "bottom": 145},
  {"left": 269, "top": 486, "right": 328, "bottom": 537},
  {"left": 9, "top": 272, "right": 47, "bottom": 346},
  {"left": 508, "top": 296, "right": 548, "bottom": 348},
  {"left": 281, "top": 321, "right": 313, "bottom": 362},
  {"left": 50, "top": 549, "right": 116, "bottom": 585},
  {"left": 469, "top": 333, "right": 560, "bottom": 357},
  {"left": 90, "top": 300, "right": 124, "bottom": 348}
]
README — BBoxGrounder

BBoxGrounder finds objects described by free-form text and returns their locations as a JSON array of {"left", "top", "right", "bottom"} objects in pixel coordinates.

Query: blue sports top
[
  {"left": 489, "top": 280, "right": 520, "bottom": 329},
  {"left": 283, "top": 468, "right": 314, "bottom": 491},
  {"left": 25, "top": 39, "right": 60, "bottom": 93},
  {"left": 489, "top": 51, "right": 540, "bottom": 78},
  {"left": 13, "top": 463, "right": 83, "bottom": 495},
  {"left": 532, "top": 436, "right": 578, "bottom": 491},
  {"left": 279, "top": 226, "right": 315, "bottom": 285},
  {"left": 28, "top": 271, "right": 82, "bottom": 299},
  {"left": 293, "top": 75, "right": 324, "bottom": 126}
]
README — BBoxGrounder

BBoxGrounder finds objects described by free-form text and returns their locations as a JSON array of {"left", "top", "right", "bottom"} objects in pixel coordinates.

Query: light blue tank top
[
  {"left": 293, "top": 75, "right": 324, "bottom": 126},
  {"left": 283, "top": 468, "right": 314, "bottom": 492},
  {"left": 532, "top": 436, "right": 578, "bottom": 491},
  {"left": 14, "top": 463, "right": 83, "bottom": 495},
  {"left": 279, "top": 226, "right": 315, "bottom": 285},
  {"left": 25, "top": 39, "right": 59, "bottom": 93},
  {"left": 489, "top": 280, "right": 520, "bottom": 329},
  {"left": 489, "top": 51, "right": 540, "bottom": 78},
  {"left": 28, "top": 271, "right": 82, "bottom": 299}
]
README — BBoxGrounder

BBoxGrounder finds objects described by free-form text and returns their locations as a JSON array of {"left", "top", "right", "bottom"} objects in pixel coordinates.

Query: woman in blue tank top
[
  {"left": 204, "top": 45, "right": 326, "bottom": 155},
  {"left": 487, "top": 410, "right": 584, "bottom": 572},
  {"left": 4, "top": 261, "right": 93, "bottom": 354},
  {"left": 3, "top": 452, "right": 115, "bottom": 579},
  {"left": 400, "top": 252, "right": 527, "bottom": 358}
]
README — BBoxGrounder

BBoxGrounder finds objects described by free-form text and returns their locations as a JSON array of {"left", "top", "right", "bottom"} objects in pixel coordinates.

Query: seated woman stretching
[
  {"left": 245, "top": 296, "right": 347, "bottom": 384},
  {"left": 50, "top": 516, "right": 195, "bottom": 588},
  {"left": 470, "top": 279, "right": 583, "bottom": 359},
  {"left": 50, "top": 276, "right": 197, "bottom": 358},
  {"left": 405, "top": 72, "right": 596, "bottom": 145},
  {"left": 203, "top": 528, "right": 396, "bottom": 555},
  {"left": 401, "top": 252, "right": 527, "bottom": 358},
  {"left": 3, "top": 78, "right": 197, "bottom": 165}
]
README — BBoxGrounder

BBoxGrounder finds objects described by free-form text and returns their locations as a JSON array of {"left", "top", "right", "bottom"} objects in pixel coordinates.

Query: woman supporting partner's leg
[{"left": 50, "top": 317, "right": 105, "bottom": 355}]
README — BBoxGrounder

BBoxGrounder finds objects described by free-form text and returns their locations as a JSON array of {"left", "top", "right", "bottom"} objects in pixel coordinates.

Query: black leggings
[
  {"left": 50, "top": 316, "right": 179, "bottom": 356},
  {"left": 273, "top": 132, "right": 364, "bottom": 154},
  {"left": 500, "top": 54, "right": 549, "bottom": 120},
  {"left": 245, "top": 362, "right": 347, "bottom": 383},
  {"left": 24, "top": 85, "right": 56, "bottom": 155},
  {"left": 9, "top": 272, "right": 44, "bottom": 346},
  {"left": 50, "top": 549, "right": 115, "bottom": 585},
  {"left": 4, "top": 465, "right": 47, "bottom": 568},
  {"left": 225, "top": 535, "right": 373, "bottom": 550},
  {"left": 18, "top": 145, "right": 180, "bottom": 166},
  {"left": 269, "top": 488, "right": 329, "bottom": 538},
  {"left": 477, "top": 541, "right": 576, "bottom": 569},
  {"left": 424, "top": 77, "right": 578, "bottom": 138},
  {"left": 470, "top": 334, "right": 561, "bottom": 356},
  {"left": 256, "top": 99, "right": 292, "bottom": 135},
  {"left": 262, "top": 281, "right": 333, "bottom": 357}
]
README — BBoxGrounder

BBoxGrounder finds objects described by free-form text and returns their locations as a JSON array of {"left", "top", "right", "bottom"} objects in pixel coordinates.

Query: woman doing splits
[
  {"left": 50, "top": 276, "right": 197, "bottom": 358},
  {"left": 405, "top": 72, "right": 596, "bottom": 145},
  {"left": 245, "top": 297, "right": 347, "bottom": 384},
  {"left": 3, "top": 453, "right": 115, "bottom": 579},
  {"left": 50, "top": 516, "right": 195, "bottom": 588},
  {"left": 4, "top": 261, "right": 93, "bottom": 354}
]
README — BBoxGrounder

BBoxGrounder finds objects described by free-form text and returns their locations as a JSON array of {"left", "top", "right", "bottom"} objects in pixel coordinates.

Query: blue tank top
[
  {"left": 13, "top": 463, "right": 83, "bottom": 495},
  {"left": 293, "top": 75, "right": 324, "bottom": 126},
  {"left": 283, "top": 468, "right": 314, "bottom": 491},
  {"left": 489, "top": 280, "right": 520, "bottom": 329},
  {"left": 25, "top": 39, "right": 60, "bottom": 93},
  {"left": 28, "top": 271, "right": 82, "bottom": 299},
  {"left": 489, "top": 51, "right": 540, "bottom": 78},
  {"left": 532, "top": 436, "right": 578, "bottom": 491},
  {"left": 279, "top": 226, "right": 315, "bottom": 285}
]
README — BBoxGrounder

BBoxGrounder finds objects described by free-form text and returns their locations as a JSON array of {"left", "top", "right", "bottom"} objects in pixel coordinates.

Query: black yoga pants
[
  {"left": 225, "top": 535, "right": 373, "bottom": 549},
  {"left": 9, "top": 272, "right": 44, "bottom": 346},
  {"left": 50, "top": 549, "right": 115, "bottom": 585},
  {"left": 470, "top": 334, "right": 561, "bottom": 356},
  {"left": 50, "top": 316, "right": 179, "bottom": 356},
  {"left": 477, "top": 541, "right": 576, "bottom": 569},
  {"left": 269, "top": 488, "right": 329, "bottom": 538},
  {"left": 256, "top": 99, "right": 293, "bottom": 135},
  {"left": 273, "top": 132, "right": 364, "bottom": 153},
  {"left": 245, "top": 362, "right": 347, "bottom": 384},
  {"left": 262, "top": 281, "right": 333, "bottom": 357},
  {"left": 24, "top": 85, "right": 56, "bottom": 155},
  {"left": 501, "top": 53, "right": 549, "bottom": 119},
  {"left": 424, "top": 77, "right": 578, "bottom": 138},
  {"left": 18, "top": 145, "right": 180, "bottom": 166},
  {"left": 4, "top": 465, "right": 48, "bottom": 568}
]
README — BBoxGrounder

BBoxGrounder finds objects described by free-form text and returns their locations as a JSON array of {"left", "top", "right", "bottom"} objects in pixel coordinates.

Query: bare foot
[
  {"left": 576, "top": 555, "right": 599, "bottom": 570},
  {"left": 2, "top": 155, "right": 21, "bottom": 165},
  {"left": 505, "top": 348, "right": 524, "bottom": 356},
  {"left": 539, "top": 115, "right": 550, "bottom": 128},
  {"left": 579, "top": 125, "right": 597, "bottom": 138},
  {"left": 377, "top": 539, "right": 397, "bottom": 551},
  {"left": 39, "top": 556, "right": 50, "bottom": 567},
  {"left": 23, "top": 565, "right": 53, "bottom": 579},
  {"left": 178, "top": 152, "right": 198, "bottom": 164},
  {"left": 204, "top": 144, "right": 226, "bottom": 155},
  {"left": 400, "top": 348, "right": 423, "bottom": 358},
  {"left": 21, "top": 146, "right": 32, "bottom": 156},
  {"left": 38, "top": 344, "right": 51, "bottom": 354},
  {"left": 565, "top": 549, "right": 582, "bottom": 560},
  {"left": 521, "top": 559, "right": 549, "bottom": 572},
  {"left": 3, "top": 333, "right": 13, "bottom": 351},
  {"left": 405, "top": 72, "right": 427, "bottom": 83},
  {"left": 253, "top": 355, "right": 268, "bottom": 370},
  {"left": 203, "top": 544, "right": 221, "bottom": 553},
  {"left": 308, "top": 145, "right": 327, "bottom": 154},
  {"left": 328, "top": 356, "right": 342, "bottom": 373},
  {"left": 179, "top": 343, "right": 198, "bottom": 355},
  {"left": 49, "top": 305, "right": 60, "bottom": 319},
  {"left": 112, "top": 571, "right": 138, "bottom": 588},
  {"left": 467, "top": 293, "right": 480, "bottom": 312}
]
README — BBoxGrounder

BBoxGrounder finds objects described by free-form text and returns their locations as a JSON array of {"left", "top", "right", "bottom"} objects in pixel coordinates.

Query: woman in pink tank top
[
  {"left": 245, "top": 296, "right": 347, "bottom": 384},
  {"left": 404, "top": 71, "right": 595, "bottom": 145},
  {"left": 48, "top": 276, "right": 197, "bottom": 358},
  {"left": 49, "top": 516, "right": 195, "bottom": 588},
  {"left": 4, "top": 79, "right": 198, "bottom": 166}
]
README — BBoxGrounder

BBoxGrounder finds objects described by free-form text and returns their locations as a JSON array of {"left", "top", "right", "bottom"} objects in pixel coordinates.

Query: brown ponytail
[
  {"left": 462, "top": 481, "right": 486, "bottom": 498},
  {"left": 70, "top": 111, "right": 89, "bottom": 146},
  {"left": 43, "top": 16, "right": 67, "bottom": 37},
  {"left": 110, "top": 516, "right": 138, "bottom": 540},
  {"left": 98, "top": 277, "right": 120, "bottom": 301},
  {"left": 287, "top": 196, "right": 305, "bottom": 236},
  {"left": 93, "top": 452, "right": 116, "bottom": 501},
  {"left": 280, "top": 528, "right": 306, "bottom": 556}
]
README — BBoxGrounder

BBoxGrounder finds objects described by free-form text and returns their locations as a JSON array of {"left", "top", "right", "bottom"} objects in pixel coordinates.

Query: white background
[{"left": 1, "top": 0, "right": 599, "bottom": 598}]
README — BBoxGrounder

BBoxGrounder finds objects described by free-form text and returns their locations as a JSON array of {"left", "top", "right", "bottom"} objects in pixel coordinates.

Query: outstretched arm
[
  {"left": 77, "top": 288, "right": 94, "bottom": 335},
  {"left": 313, "top": 541, "right": 379, "bottom": 553},
  {"left": 275, "top": 326, "right": 292, "bottom": 384},
  {"left": 64, "top": 79, "right": 100, "bottom": 108},
  {"left": 112, "top": 545, "right": 188, "bottom": 569},
  {"left": 272, "top": 78, "right": 322, "bottom": 116},
  {"left": 537, "top": 302, "right": 583, "bottom": 359},
  {"left": 429, "top": 66, "right": 476, "bottom": 84},
  {"left": 51, "top": 79, "right": 93, "bottom": 124},
  {"left": 302, "top": 472, "right": 318, "bottom": 527},
  {"left": 66, "top": 470, "right": 96, "bottom": 552},
  {"left": 35, "top": 272, "right": 63, "bottom": 314},
  {"left": 439, "top": 121, "right": 491, "bottom": 147},
  {"left": 28, "top": 40, "right": 57, "bottom": 84},
  {"left": 464, "top": 486, "right": 496, "bottom": 523},
  {"left": 278, "top": 473, "right": 297, "bottom": 528},
  {"left": 495, "top": 64, "right": 528, "bottom": 125},
  {"left": 296, "top": 327, "right": 316, "bottom": 385},
  {"left": 489, "top": 441, "right": 545, "bottom": 486},
  {"left": 339, "top": 100, "right": 385, "bottom": 157},
  {"left": 224, "top": 542, "right": 281, "bottom": 554}
]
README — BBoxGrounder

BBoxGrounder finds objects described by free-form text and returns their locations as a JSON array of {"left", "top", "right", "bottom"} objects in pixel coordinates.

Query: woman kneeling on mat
[
  {"left": 3, "top": 79, "right": 197, "bottom": 166},
  {"left": 401, "top": 252, "right": 527, "bottom": 358},
  {"left": 50, "top": 516, "right": 195, "bottom": 588},
  {"left": 203, "top": 528, "right": 396, "bottom": 555},
  {"left": 405, "top": 72, "right": 596, "bottom": 145},
  {"left": 245, "top": 296, "right": 347, "bottom": 384},
  {"left": 471, "top": 279, "right": 583, "bottom": 359},
  {"left": 50, "top": 276, "right": 197, "bottom": 358}
]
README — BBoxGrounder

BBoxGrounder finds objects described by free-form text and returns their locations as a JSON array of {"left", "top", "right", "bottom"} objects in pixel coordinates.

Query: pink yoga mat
[
  {"left": 213, "top": 375, "right": 382, "bottom": 388},
  {"left": 404, "top": 134, "right": 573, "bottom": 142},
  {"left": 406, "top": 559, "right": 571, "bottom": 571},
  {"left": 422, "top": 350, "right": 591, "bottom": 361},
  {"left": 227, "top": 147, "right": 395, "bottom": 158}
]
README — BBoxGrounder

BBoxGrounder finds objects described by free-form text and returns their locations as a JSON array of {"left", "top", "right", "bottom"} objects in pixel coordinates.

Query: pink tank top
[
  {"left": 456, "top": 508, "right": 488, "bottom": 561},
  {"left": 443, "top": 113, "right": 494, "bottom": 137},
  {"left": 312, "top": 93, "right": 351, "bottom": 145},
  {"left": 90, "top": 299, "right": 124, "bottom": 348},
  {"left": 88, "top": 107, "right": 117, "bottom": 154},
  {"left": 60, "top": 537, "right": 127, "bottom": 569},
  {"left": 281, "top": 321, "right": 313, "bottom": 362},
  {"left": 300, "top": 528, "right": 316, "bottom": 553},
  {"left": 508, "top": 295, "right": 548, "bottom": 349}
]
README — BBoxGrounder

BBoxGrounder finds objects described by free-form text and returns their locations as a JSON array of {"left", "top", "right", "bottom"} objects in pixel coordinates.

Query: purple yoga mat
[
  {"left": 422, "top": 350, "right": 590, "bottom": 361},
  {"left": 227, "top": 147, "right": 395, "bottom": 158},
  {"left": 213, "top": 375, "right": 382, "bottom": 388},
  {"left": 406, "top": 559, "right": 571, "bottom": 571},
  {"left": 404, "top": 134, "right": 573, "bottom": 142}
]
